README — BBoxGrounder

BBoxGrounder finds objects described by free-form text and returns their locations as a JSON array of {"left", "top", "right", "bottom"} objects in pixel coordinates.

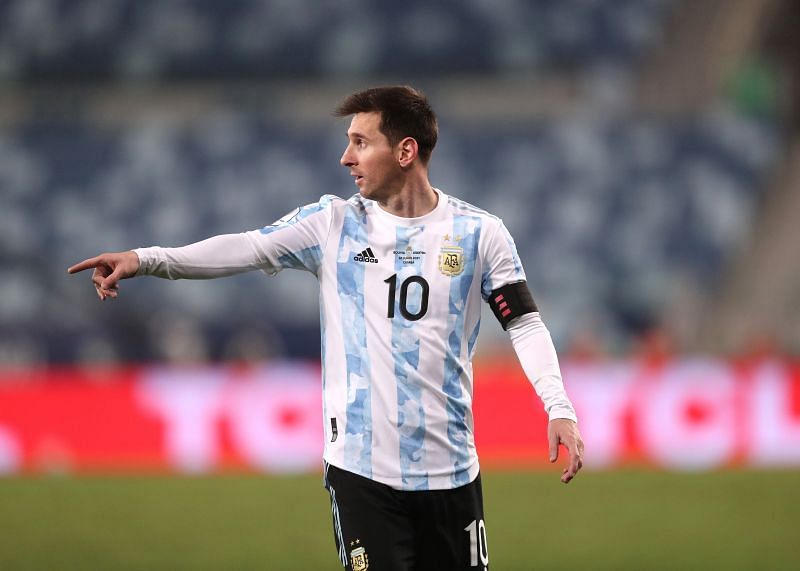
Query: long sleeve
[
  {"left": 507, "top": 312, "right": 577, "bottom": 422},
  {"left": 134, "top": 232, "right": 270, "bottom": 279},
  {"left": 134, "top": 194, "right": 340, "bottom": 280}
]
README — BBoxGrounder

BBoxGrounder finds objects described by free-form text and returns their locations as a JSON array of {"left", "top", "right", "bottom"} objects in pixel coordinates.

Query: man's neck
[{"left": 376, "top": 176, "right": 438, "bottom": 218}]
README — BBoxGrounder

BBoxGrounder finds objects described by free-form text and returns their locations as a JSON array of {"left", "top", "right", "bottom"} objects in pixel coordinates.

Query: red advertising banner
[{"left": 0, "top": 359, "right": 798, "bottom": 474}]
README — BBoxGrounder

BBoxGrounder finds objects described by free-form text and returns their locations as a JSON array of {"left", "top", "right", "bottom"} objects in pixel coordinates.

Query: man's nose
[{"left": 340, "top": 145, "right": 355, "bottom": 167}]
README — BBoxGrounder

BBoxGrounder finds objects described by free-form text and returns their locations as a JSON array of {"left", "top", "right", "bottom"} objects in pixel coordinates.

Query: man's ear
[{"left": 397, "top": 137, "right": 419, "bottom": 167}]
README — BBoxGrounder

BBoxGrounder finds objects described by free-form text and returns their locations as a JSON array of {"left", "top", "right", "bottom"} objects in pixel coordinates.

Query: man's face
[{"left": 340, "top": 112, "right": 403, "bottom": 201}]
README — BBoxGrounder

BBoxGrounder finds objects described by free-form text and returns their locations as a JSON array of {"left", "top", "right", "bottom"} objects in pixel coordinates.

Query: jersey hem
[{"left": 322, "top": 455, "right": 481, "bottom": 491}]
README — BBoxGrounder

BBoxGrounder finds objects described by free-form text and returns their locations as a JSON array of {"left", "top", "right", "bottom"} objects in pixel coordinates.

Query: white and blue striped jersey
[{"left": 135, "top": 188, "right": 575, "bottom": 490}]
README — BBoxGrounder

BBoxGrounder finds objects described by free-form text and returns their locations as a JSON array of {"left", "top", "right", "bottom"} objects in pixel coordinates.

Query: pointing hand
[{"left": 68, "top": 251, "right": 140, "bottom": 301}]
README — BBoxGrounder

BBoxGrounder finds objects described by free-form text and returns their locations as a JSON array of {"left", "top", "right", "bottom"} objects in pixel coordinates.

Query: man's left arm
[
  {"left": 480, "top": 220, "right": 584, "bottom": 483},
  {"left": 501, "top": 305, "right": 584, "bottom": 483}
]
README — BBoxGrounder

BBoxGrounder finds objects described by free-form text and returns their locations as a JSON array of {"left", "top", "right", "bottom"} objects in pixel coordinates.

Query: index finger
[
  {"left": 67, "top": 256, "right": 104, "bottom": 274},
  {"left": 568, "top": 442, "right": 582, "bottom": 471},
  {"left": 556, "top": 440, "right": 580, "bottom": 482},
  {"left": 566, "top": 441, "right": 582, "bottom": 477}
]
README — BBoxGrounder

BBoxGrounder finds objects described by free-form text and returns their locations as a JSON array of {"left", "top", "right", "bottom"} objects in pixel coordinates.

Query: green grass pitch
[{"left": 0, "top": 469, "right": 797, "bottom": 570}]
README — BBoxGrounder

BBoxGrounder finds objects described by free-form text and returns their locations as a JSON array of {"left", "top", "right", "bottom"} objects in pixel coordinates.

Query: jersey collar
[{"left": 371, "top": 188, "right": 449, "bottom": 226}]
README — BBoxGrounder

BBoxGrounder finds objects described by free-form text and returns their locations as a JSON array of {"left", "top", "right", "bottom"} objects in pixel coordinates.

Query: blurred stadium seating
[
  {"left": 0, "top": 0, "right": 672, "bottom": 79},
  {"left": 0, "top": 104, "right": 781, "bottom": 362},
  {"left": 0, "top": 0, "right": 795, "bottom": 364}
]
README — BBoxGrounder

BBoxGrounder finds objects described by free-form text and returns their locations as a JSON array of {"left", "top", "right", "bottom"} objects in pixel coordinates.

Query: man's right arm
[
  {"left": 68, "top": 194, "right": 340, "bottom": 300},
  {"left": 68, "top": 232, "right": 275, "bottom": 300},
  {"left": 133, "top": 233, "right": 271, "bottom": 280}
]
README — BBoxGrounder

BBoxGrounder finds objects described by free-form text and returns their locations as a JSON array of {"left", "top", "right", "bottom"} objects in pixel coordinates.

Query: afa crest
[
  {"left": 438, "top": 245, "right": 464, "bottom": 277},
  {"left": 350, "top": 546, "right": 369, "bottom": 571}
]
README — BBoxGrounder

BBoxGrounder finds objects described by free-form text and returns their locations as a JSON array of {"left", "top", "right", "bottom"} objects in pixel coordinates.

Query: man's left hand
[{"left": 548, "top": 418, "right": 584, "bottom": 484}]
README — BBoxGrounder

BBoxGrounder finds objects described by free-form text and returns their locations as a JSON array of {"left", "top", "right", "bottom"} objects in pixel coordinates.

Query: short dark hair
[{"left": 335, "top": 86, "right": 438, "bottom": 164}]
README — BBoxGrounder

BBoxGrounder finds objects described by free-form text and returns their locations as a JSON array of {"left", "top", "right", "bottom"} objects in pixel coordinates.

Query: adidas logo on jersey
[{"left": 353, "top": 247, "right": 379, "bottom": 263}]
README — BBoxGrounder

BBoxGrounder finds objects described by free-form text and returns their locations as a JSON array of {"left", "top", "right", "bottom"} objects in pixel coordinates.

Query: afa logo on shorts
[{"left": 349, "top": 541, "right": 368, "bottom": 571}]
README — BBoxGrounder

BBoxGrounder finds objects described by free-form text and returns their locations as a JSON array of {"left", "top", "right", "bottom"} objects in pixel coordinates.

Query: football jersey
[{"left": 137, "top": 189, "right": 538, "bottom": 490}]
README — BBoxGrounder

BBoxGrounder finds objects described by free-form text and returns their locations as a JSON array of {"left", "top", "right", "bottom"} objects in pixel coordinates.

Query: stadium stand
[
  {"left": 0, "top": 103, "right": 780, "bottom": 362},
  {"left": 0, "top": 0, "right": 791, "bottom": 363},
  {"left": 0, "top": 0, "right": 673, "bottom": 79}
]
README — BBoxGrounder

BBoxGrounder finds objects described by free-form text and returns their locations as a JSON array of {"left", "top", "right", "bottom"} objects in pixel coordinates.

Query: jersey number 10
[{"left": 384, "top": 274, "right": 429, "bottom": 321}]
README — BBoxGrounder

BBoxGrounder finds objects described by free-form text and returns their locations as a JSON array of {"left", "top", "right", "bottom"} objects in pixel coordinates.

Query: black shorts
[{"left": 323, "top": 462, "right": 489, "bottom": 571}]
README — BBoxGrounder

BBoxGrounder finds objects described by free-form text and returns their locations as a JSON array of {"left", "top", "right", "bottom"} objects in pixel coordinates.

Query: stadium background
[{"left": 0, "top": 0, "right": 798, "bottom": 569}]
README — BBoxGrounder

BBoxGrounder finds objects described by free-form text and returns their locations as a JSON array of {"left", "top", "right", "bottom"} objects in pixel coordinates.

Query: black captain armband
[{"left": 488, "top": 281, "right": 538, "bottom": 330}]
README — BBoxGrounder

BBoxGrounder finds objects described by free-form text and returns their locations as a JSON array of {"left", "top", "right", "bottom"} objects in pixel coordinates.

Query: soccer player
[{"left": 69, "top": 86, "right": 584, "bottom": 571}]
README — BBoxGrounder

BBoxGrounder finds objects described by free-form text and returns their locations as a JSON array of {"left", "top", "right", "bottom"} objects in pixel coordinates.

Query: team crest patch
[
  {"left": 350, "top": 544, "right": 369, "bottom": 571},
  {"left": 438, "top": 245, "right": 464, "bottom": 276}
]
